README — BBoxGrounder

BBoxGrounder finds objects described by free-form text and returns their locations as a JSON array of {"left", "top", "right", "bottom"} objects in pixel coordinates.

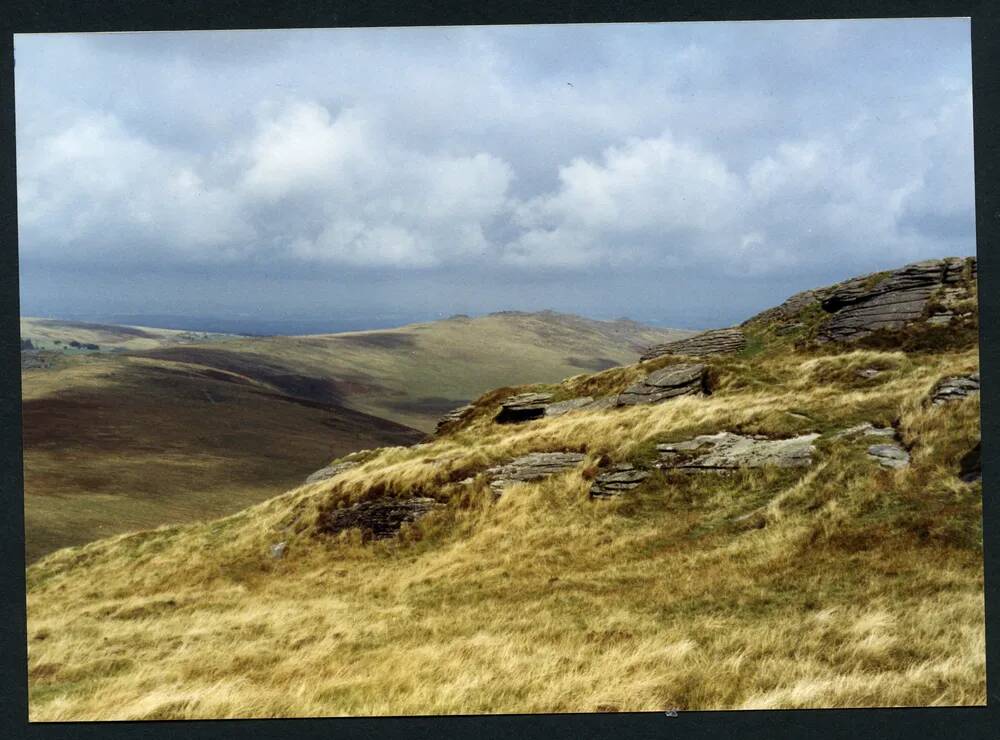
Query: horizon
[{"left": 15, "top": 20, "right": 975, "bottom": 328}]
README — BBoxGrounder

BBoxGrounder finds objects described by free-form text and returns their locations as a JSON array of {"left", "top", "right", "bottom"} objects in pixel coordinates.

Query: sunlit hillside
[{"left": 26, "top": 259, "right": 983, "bottom": 718}]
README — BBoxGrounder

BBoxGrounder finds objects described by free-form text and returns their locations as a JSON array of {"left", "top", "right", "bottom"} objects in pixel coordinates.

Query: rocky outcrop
[
  {"left": 544, "top": 397, "right": 596, "bottom": 417},
  {"left": 486, "top": 452, "right": 586, "bottom": 494},
  {"left": 641, "top": 328, "right": 746, "bottom": 360},
  {"left": 929, "top": 373, "right": 980, "bottom": 405},
  {"left": 831, "top": 423, "right": 897, "bottom": 440},
  {"left": 656, "top": 432, "right": 819, "bottom": 470},
  {"left": 589, "top": 464, "right": 651, "bottom": 499},
  {"left": 317, "top": 497, "right": 442, "bottom": 540},
  {"left": 495, "top": 392, "right": 554, "bottom": 424},
  {"left": 817, "top": 258, "right": 973, "bottom": 342},
  {"left": 305, "top": 460, "right": 360, "bottom": 484},
  {"left": 435, "top": 404, "right": 475, "bottom": 434},
  {"left": 867, "top": 443, "right": 911, "bottom": 469},
  {"left": 617, "top": 363, "right": 708, "bottom": 406}
]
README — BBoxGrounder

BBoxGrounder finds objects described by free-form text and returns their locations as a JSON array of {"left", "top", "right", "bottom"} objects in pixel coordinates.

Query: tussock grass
[{"left": 26, "top": 342, "right": 984, "bottom": 718}]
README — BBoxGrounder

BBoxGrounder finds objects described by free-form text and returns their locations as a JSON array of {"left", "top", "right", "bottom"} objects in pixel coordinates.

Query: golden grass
[{"left": 26, "top": 344, "right": 984, "bottom": 718}]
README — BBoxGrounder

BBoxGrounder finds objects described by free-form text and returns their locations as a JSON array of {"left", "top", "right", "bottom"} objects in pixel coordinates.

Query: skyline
[{"left": 15, "top": 19, "right": 976, "bottom": 330}]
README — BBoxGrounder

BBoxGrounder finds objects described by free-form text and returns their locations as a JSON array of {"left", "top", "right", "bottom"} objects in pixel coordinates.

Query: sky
[{"left": 14, "top": 19, "right": 976, "bottom": 331}]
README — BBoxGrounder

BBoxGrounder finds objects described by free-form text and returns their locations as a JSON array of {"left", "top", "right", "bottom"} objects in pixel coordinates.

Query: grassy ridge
[{"left": 26, "top": 336, "right": 984, "bottom": 717}]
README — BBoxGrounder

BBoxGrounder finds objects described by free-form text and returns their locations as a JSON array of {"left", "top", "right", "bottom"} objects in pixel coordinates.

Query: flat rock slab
[
  {"left": 495, "top": 392, "right": 554, "bottom": 424},
  {"left": 641, "top": 328, "right": 746, "bottom": 360},
  {"left": 930, "top": 373, "right": 980, "bottom": 405},
  {"left": 589, "top": 463, "right": 651, "bottom": 499},
  {"left": 486, "top": 452, "right": 587, "bottom": 494},
  {"left": 617, "top": 363, "right": 708, "bottom": 406},
  {"left": 544, "top": 397, "right": 596, "bottom": 417},
  {"left": 318, "top": 497, "right": 442, "bottom": 540},
  {"left": 867, "top": 443, "right": 911, "bottom": 469},
  {"left": 656, "top": 431, "right": 820, "bottom": 470},
  {"left": 831, "top": 423, "right": 897, "bottom": 440},
  {"left": 435, "top": 404, "right": 475, "bottom": 434},
  {"left": 305, "top": 460, "right": 361, "bottom": 484}
]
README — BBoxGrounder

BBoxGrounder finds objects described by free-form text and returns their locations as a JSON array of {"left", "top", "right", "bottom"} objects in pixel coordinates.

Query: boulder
[
  {"left": 318, "top": 497, "right": 442, "bottom": 540},
  {"left": 656, "top": 431, "right": 819, "bottom": 470},
  {"left": 929, "top": 373, "right": 980, "bottom": 405},
  {"left": 495, "top": 392, "right": 554, "bottom": 424},
  {"left": 641, "top": 328, "right": 746, "bottom": 360},
  {"left": 617, "top": 363, "right": 708, "bottom": 406},
  {"left": 867, "top": 443, "right": 910, "bottom": 469},
  {"left": 435, "top": 404, "right": 475, "bottom": 434},
  {"left": 270, "top": 541, "right": 287, "bottom": 560},
  {"left": 486, "top": 452, "right": 587, "bottom": 494},
  {"left": 589, "top": 463, "right": 651, "bottom": 499},
  {"left": 817, "top": 257, "right": 973, "bottom": 342},
  {"left": 305, "top": 460, "right": 360, "bottom": 484}
]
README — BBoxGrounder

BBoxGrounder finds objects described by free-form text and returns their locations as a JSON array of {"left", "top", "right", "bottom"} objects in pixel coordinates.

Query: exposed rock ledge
[
  {"left": 929, "top": 373, "right": 980, "bottom": 405},
  {"left": 641, "top": 328, "right": 746, "bottom": 360},
  {"left": 486, "top": 452, "right": 587, "bottom": 494},
  {"left": 616, "top": 363, "right": 709, "bottom": 406},
  {"left": 656, "top": 431, "right": 820, "bottom": 470},
  {"left": 305, "top": 460, "right": 361, "bottom": 484},
  {"left": 318, "top": 497, "right": 442, "bottom": 540}
]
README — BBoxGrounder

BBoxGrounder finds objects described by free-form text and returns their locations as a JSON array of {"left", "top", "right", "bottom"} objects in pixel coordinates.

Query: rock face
[
  {"left": 617, "top": 363, "right": 708, "bottom": 406},
  {"left": 867, "top": 443, "right": 911, "bottom": 469},
  {"left": 544, "top": 397, "right": 596, "bottom": 417},
  {"left": 486, "top": 452, "right": 586, "bottom": 494},
  {"left": 656, "top": 432, "right": 819, "bottom": 470},
  {"left": 495, "top": 392, "right": 554, "bottom": 424},
  {"left": 305, "top": 460, "right": 361, "bottom": 484},
  {"left": 929, "top": 373, "right": 980, "bottom": 405},
  {"left": 817, "top": 258, "right": 972, "bottom": 342},
  {"left": 641, "top": 328, "right": 746, "bottom": 360},
  {"left": 318, "top": 497, "right": 441, "bottom": 540},
  {"left": 435, "top": 404, "right": 475, "bottom": 434},
  {"left": 589, "top": 464, "right": 651, "bottom": 499}
]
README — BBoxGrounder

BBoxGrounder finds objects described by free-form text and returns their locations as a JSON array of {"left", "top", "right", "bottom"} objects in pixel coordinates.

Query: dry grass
[{"left": 26, "top": 344, "right": 984, "bottom": 719}]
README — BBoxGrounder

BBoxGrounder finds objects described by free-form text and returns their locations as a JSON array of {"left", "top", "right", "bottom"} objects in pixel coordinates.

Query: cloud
[{"left": 13, "top": 20, "right": 976, "bottom": 323}]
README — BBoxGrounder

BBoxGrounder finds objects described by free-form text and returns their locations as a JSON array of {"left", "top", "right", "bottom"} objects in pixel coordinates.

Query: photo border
[{"left": 1, "top": 2, "right": 996, "bottom": 738}]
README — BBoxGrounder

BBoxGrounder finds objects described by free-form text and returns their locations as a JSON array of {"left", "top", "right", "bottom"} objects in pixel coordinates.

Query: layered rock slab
[
  {"left": 930, "top": 373, "right": 980, "bottom": 405},
  {"left": 616, "top": 363, "right": 708, "bottom": 406},
  {"left": 589, "top": 464, "right": 651, "bottom": 499},
  {"left": 495, "top": 392, "right": 555, "bottom": 424},
  {"left": 305, "top": 460, "right": 361, "bottom": 484},
  {"left": 486, "top": 452, "right": 587, "bottom": 494},
  {"left": 656, "top": 432, "right": 820, "bottom": 470},
  {"left": 318, "top": 497, "right": 442, "bottom": 539},
  {"left": 641, "top": 328, "right": 746, "bottom": 360}
]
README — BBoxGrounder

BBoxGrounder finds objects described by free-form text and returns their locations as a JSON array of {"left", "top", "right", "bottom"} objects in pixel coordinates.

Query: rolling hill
[
  {"left": 24, "top": 258, "right": 983, "bottom": 718},
  {"left": 21, "top": 311, "right": 692, "bottom": 560}
]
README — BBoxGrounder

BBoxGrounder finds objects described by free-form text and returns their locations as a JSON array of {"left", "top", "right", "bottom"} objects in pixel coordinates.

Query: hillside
[
  {"left": 25, "top": 258, "right": 983, "bottom": 718},
  {"left": 21, "top": 311, "right": 689, "bottom": 560}
]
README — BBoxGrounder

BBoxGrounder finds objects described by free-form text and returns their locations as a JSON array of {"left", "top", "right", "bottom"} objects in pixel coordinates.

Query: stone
[
  {"left": 589, "top": 463, "right": 651, "bottom": 499},
  {"left": 929, "top": 373, "right": 980, "bottom": 405},
  {"left": 486, "top": 452, "right": 587, "bottom": 494},
  {"left": 831, "top": 423, "right": 897, "bottom": 440},
  {"left": 495, "top": 392, "right": 555, "bottom": 424},
  {"left": 867, "top": 443, "right": 911, "bottom": 469},
  {"left": 616, "top": 363, "right": 708, "bottom": 406},
  {"left": 656, "top": 432, "right": 820, "bottom": 470},
  {"left": 544, "top": 397, "right": 596, "bottom": 417},
  {"left": 305, "top": 460, "right": 361, "bottom": 484},
  {"left": 778, "top": 290, "right": 820, "bottom": 319},
  {"left": 270, "top": 541, "right": 287, "bottom": 560},
  {"left": 435, "top": 404, "right": 475, "bottom": 434},
  {"left": 317, "top": 497, "right": 442, "bottom": 540},
  {"left": 817, "top": 257, "right": 974, "bottom": 342},
  {"left": 855, "top": 368, "right": 883, "bottom": 379},
  {"left": 641, "top": 328, "right": 746, "bottom": 360},
  {"left": 959, "top": 442, "right": 981, "bottom": 483}
]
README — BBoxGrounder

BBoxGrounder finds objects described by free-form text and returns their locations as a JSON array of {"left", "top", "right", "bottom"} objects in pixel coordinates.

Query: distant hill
[{"left": 20, "top": 310, "right": 692, "bottom": 560}]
